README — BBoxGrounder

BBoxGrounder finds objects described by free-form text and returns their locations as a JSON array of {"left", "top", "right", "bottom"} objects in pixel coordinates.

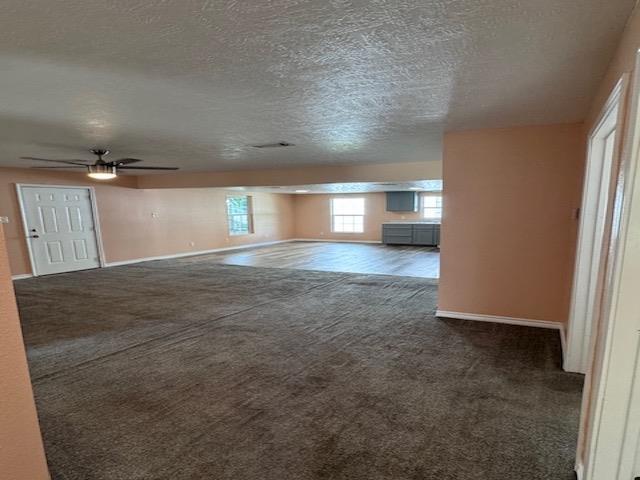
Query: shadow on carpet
[{"left": 15, "top": 262, "right": 584, "bottom": 480}]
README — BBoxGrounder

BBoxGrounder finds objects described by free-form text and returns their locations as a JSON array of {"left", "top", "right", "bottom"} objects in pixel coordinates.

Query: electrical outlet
[
  {"left": 151, "top": 212, "right": 159, "bottom": 218},
  {"left": 0, "top": 216, "right": 8, "bottom": 224}
]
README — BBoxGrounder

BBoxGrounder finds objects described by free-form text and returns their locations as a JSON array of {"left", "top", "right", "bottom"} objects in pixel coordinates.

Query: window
[
  {"left": 422, "top": 195, "right": 442, "bottom": 220},
  {"left": 226, "top": 195, "right": 253, "bottom": 235},
  {"left": 331, "top": 197, "right": 365, "bottom": 233}
]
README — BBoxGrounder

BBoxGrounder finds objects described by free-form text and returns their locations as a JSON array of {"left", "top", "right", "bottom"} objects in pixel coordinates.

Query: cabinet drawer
[
  {"left": 383, "top": 234, "right": 413, "bottom": 245},
  {"left": 413, "top": 224, "right": 435, "bottom": 232},
  {"left": 383, "top": 225, "right": 413, "bottom": 234}
]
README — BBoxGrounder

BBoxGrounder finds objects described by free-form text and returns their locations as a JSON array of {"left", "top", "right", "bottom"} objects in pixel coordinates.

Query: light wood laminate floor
[{"left": 196, "top": 241, "right": 440, "bottom": 278}]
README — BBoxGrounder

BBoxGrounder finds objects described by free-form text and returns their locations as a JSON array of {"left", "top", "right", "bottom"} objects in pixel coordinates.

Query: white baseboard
[
  {"left": 435, "top": 310, "right": 563, "bottom": 330},
  {"left": 292, "top": 238, "right": 382, "bottom": 244},
  {"left": 14, "top": 238, "right": 384, "bottom": 277},
  {"left": 104, "top": 239, "right": 293, "bottom": 267},
  {"left": 11, "top": 273, "right": 33, "bottom": 281}
]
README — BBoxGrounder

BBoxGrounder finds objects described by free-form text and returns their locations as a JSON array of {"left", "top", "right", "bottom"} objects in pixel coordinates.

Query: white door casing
[
  {"left": 17, "top": 185, "right": 103, "bottom": 276},
  {"left": 579, "top": 53, "right": 640, "bottom": 480},
  {"left": 565, "top": 77, "right": 627, "bottom": 374}
]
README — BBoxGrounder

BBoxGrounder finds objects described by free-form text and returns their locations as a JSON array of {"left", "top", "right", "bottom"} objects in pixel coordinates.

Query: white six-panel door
[{"left": 18, "top": 186, "right": 101, "bottom": 275}]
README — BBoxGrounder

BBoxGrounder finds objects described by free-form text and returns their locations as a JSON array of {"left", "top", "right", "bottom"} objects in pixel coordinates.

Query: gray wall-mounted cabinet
[
  {"left": 386, "top": 192, "right": 418, "bottom": 212},
  {"left": 382, "top": 223, "right": 440, "bottom": 246}
]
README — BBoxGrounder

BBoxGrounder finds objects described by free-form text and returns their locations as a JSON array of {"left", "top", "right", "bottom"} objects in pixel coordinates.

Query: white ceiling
[
  {"left": 0, "top": 0, "right": 635, "bottom": 173},
  {"left": 228, "top": 180, "right": 443, "bottom": 194}
]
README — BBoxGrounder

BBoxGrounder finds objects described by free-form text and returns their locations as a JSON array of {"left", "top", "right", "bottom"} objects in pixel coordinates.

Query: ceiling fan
[{"left": 21, "top": 149, "right": 179, "bottom": 180}]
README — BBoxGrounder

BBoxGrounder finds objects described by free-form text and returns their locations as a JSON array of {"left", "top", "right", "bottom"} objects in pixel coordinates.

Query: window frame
[
  {"left": 226, "top": 195, "right": 254, "bottom": 236},
  {"left": 330, "top": 197, "right": 365, "bottom": 234},
  {"left": 422, "top": 193, "right": 443, "bottom": 221}
]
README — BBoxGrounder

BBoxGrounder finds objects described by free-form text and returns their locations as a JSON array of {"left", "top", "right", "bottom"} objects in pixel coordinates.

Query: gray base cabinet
[
  {"left": 382, "top": 223, "right": 440, "bottom": 246},
  {"left": 381, "top": 224, "right": 413, "bottom": 245}
]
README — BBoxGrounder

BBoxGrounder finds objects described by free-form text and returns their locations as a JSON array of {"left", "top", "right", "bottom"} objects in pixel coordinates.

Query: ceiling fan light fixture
[
  {"left": 87, "top": 164, "right": 117, "bottom": 180},
  {"left": 21, "top": 148, "right": 179, "bottom": 176}
]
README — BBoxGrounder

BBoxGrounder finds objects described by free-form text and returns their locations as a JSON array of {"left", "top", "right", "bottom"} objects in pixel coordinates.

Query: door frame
[
  {"left": 577, "top": 51, "right": 640, "bottom": 479},
  {"left": 564, "top": 76, "right": 629, "bottom": 374},
  {"left": 15, "top": 183, "right": 106, "bottom": 276}
]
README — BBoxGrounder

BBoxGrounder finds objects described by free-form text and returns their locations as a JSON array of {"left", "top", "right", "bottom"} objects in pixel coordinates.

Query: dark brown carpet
[{"left": 15, "top": 260, "right": 583, "bottom": 480}]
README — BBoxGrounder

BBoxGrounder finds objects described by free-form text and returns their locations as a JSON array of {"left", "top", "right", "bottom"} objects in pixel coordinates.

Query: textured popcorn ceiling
[{"left": 0, "top": 0, "right": 635, "bottom": 173}]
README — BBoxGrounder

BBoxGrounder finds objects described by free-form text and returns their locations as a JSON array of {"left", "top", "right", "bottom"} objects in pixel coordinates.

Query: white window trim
[
  {"left": 421, "top": 193, "right": 443, "bottom": 221},
  {"left": 226, "top": 195, "right": 254, "bottom": 236},
  {"left": 330, "top": 197, "right": 365, "bottom": 234}
]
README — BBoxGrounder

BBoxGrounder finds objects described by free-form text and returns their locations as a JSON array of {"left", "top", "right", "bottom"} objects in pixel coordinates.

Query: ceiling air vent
[{"left": 252, "top": 142, "right": 295, "bottom": 149}]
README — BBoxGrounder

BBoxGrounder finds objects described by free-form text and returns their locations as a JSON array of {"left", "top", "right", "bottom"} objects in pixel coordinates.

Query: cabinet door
[
  {"left": 412, "top": 227, "right": 434, "bottom": 245},
  {"left": 433, "top": 225, "right": 441, "bottom": 246},
  {"left": 386, "top": 193, "right": 400, "bottom": 211},
  {"left": 386, "top": 192, "right": 418, "bottom": 212}
]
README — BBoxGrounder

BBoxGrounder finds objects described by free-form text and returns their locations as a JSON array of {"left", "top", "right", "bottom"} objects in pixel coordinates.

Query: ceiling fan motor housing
[
  {"left": 90, "top": 148, "right": 110, "bottom": 158},
  {"left": 87, "top": 163, "right": 117, "bottom": 179}
]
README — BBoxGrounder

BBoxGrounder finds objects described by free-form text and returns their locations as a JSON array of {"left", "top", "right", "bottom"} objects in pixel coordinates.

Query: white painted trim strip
[
  {"left": 12, "top": 273, "right": 34, "bottom": 281},
  {"left": 435, "top": 310, "right": 563, "bottom": 330},
  {"left": 104, "top": 239, "right": 293, "bottom": 267},
  {"left": 292, "top": 238, "right": 382, "bottom": 244},
  {"left": 575, "top": 462, "right": 584, "bottom": 480}
]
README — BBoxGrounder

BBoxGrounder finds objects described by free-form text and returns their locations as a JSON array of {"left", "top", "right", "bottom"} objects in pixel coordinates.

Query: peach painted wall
[
  {"left": 0, "top": 168, "right": 295, "bottom": 276},
  {"left": 0, "top": 223, "right": 50, "bottom": 480},
  {"left": 293, "top": 192, "right": 431, "bottom": 242},
  {"left": 439, "top": 123, "right": 585, "bottom": 323},
  {"left": 98, "top": 188, "right": 294, "bottom": 264}
]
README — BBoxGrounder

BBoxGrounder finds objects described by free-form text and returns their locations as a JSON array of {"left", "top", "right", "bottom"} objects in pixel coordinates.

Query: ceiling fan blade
[
  {"left": 112, "top": 158, "right": 143, "bottom": 165},
  {"left": 30, "top": 166, "right": 86, "bottom": 169},
  {"left": 118, "top": 166, "right": 179, "bottom": 170},
  {"left": 21, "top": 157, "right": 90, "bottom": 166}
]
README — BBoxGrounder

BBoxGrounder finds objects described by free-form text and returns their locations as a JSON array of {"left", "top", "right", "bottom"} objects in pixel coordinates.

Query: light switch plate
[{"left": 0, "top": 216, "right": 9, "bottom": 224}]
